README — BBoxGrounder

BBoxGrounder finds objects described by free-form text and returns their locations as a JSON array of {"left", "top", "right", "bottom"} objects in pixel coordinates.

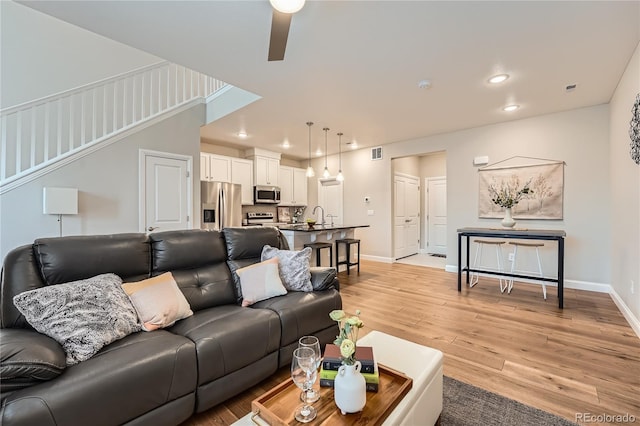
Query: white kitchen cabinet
[
  {"left": 200, "top": 153, "right": 231, "bottom": 182},
  {"left": 279, "top": 166, "right": 308, "bottom": 206},
  {"left": 231, "top": 158, "right": 254, "bottom": 205},
  {"left": 200, "top": 154, "right": 209, "bottom": 181},
  {"left": 293, "top": 167, "right": 308, "bottom": 206},
  {"left": 255, "top": 157, "right": 280, "bottom": 186}
]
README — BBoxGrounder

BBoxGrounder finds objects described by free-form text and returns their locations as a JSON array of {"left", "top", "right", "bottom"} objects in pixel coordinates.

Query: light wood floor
[{"left": 184, "top": 260, "right": 640, "bottom": 425}]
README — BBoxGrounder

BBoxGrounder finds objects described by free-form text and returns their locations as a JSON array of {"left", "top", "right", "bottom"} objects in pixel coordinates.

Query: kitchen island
[{"left": 275, "top": 224, "right": 369, "bottom": 267}]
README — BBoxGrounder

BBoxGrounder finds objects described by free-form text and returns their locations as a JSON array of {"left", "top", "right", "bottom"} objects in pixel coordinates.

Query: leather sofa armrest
[
  {"left": 310, "top": 267, "right": 339, "bottom": 291},
  {"left": 1, "top": 329, "right": 66, "bottom": 393}
]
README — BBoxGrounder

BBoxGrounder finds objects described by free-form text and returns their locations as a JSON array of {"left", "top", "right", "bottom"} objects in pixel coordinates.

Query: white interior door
[
  {"left": 427, "top": 177, "right": 447, "bottom": 255},
  {"left": 317, "top": 181, "right": 343, "bottom": 225},
  {"left": 140, "top": 150, "right": 192, "bottom": 233},
  {"left": 394, "top": 173, "right": 420, "bottom": 259}
]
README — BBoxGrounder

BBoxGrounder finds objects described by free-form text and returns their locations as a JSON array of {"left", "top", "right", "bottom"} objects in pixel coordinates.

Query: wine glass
[
  {"left": 291, "top": 347, "right": 318, "bottom": 423},
  {"left": 298, "top": 335, "right": 322, "bottom": 403}
]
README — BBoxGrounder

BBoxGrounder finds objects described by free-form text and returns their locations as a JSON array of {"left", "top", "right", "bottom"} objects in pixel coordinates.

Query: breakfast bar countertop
[{"left": 276, "top": 224, "right": 370, "bottom": 232}]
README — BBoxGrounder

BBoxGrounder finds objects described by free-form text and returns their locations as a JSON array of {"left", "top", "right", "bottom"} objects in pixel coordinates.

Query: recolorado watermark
[{"left": 576, "top": 412, "right": 636, "bottom": 423}]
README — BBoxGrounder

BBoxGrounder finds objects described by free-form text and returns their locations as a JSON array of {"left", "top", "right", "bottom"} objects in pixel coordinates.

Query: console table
[{"left": 457, "top": 227, "right": 566, "bottom": 308}]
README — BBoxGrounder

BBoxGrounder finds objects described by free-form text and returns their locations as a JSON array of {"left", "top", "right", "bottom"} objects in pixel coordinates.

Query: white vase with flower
[
  {"left": 487, "top": 174, "right": 533, "bottom": 228},
  {"left": 329, "top": 309, "right": 366, "bottom": 415}
]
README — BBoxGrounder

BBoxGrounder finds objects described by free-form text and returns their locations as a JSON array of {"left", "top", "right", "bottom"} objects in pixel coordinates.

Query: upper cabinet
[
  {"left": 255, "top": 157, "right": 280, "bottom": 186},
  {"left": 279, "top": 166, "right": 308, "bottom": 206},
  {"left": 230, "top": 158, "right": 254, "bottom": 205},
  {"left": 200, "top": 153, "right": 231, "bottom": 182},
  {"left": 246, "top": 148, "right": 281, "bottom": 187},
  {"left": 201, "top": 153, "right": 253, "bottom": 204}
]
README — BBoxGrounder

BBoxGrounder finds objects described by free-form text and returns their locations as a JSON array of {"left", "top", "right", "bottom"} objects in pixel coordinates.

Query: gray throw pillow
[
  {"left": 13, "top": 273, "right": 141, "bottom": 365},
  {"left": 261, "top": 245, "right": 313, "bottom": 292}
]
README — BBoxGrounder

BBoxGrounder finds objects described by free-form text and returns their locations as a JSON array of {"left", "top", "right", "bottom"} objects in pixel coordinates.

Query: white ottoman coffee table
[
  {"left": 234, "top": 330, "right": 443, "bottom": 425},
  {"left": 360, "top": 331, "right": 443, "bottom": 425}
]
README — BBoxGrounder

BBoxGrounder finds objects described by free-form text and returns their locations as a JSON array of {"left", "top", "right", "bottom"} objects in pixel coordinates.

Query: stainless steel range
[{"left": 246, "top": 212, "right": 275, "bottom": 225}]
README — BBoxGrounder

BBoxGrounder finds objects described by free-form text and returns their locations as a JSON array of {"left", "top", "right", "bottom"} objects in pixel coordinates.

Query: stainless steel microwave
[{"left": 254, "top": 185, "right": 281, "bottom": 204}]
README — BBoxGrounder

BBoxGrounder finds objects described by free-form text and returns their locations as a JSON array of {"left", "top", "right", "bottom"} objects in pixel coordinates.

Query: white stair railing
[{"left": 0, "top": 61, "right": 227, "bottom": 192}]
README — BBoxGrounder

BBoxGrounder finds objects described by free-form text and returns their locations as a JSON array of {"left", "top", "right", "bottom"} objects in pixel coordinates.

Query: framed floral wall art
[{"left": 478, "top": 162, "right": 564, "bottom": 220}]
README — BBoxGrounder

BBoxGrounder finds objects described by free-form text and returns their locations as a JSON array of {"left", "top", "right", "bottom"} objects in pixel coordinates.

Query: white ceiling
[{"left": 22, "top": 1, "right": 640, "bottom": 160}]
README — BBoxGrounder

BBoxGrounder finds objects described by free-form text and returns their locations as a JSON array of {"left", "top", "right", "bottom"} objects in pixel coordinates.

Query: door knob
[{"left": 148, "top": 226, "right": 158, "bottom": 232}]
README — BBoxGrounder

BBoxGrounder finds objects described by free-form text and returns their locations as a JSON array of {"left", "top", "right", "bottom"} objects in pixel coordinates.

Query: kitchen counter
[
  {"left": 276, "top": 224, "right": 370, "bottom": 232},
  {"left": 276, "top": 224, "right": 369, "bottom": 265}
]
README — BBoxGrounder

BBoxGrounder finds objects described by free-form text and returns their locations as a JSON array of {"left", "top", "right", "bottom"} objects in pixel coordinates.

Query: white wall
[
  {"left": 0, "top": 105, "right": 204, "bottom": 261},
  {"left": 0, "top": 1, "right": 161, "bottom": 108},
  {"left": 419, "top": 152, "right": 447, "bottom": 250},
  {"left": 309, "top": 105, "right": 611, "bottom": 285},
  {"left": 609, "top": 41, "right": 640, "bottom": 326},
  {"left": 392, "top": 156, "right": 420, "bottom": 176}
]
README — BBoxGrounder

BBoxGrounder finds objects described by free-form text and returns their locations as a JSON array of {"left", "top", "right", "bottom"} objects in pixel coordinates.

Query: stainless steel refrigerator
[{"left": 201, "top": 181, "right": 242, "bottom": 230}]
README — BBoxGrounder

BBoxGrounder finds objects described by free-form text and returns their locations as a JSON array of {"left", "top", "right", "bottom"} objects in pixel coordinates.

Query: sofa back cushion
[
  {"left": 150, "top": 230, "right": 236, "bottom": 311},
  {"left": 1, "top": 246, "right": 46, "bottom": 329},
  {"left": 222, "top": 227, "right": 284, "bottom": 304},
  {"left": 34, "top": 234, "right": 150, "bottom": 285}
]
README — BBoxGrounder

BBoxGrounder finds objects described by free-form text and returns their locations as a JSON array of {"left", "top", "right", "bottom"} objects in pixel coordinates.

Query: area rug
[{"left": 442, "top": 376, "right": 578, "bottom": 426}]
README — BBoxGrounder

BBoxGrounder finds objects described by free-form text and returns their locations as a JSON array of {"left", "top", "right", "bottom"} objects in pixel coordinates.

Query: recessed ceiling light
[
  {"left": 350, "top": 141, "right": 358, "bottom": 149},
  {"left": 502, "top": 104, "right": 520, "bottom": 112},
  {"left": 282, "top": 140, "right": 290, "bottom": 148},
  {"left": 488, "top": 74, "right": 509, "bottom": 84},
  {"left": 418, "top": 79, "right": 432, "bottom": 89},
  {"left": 315, "top": 148, "right": 322, "bottom": 156},
  {"left": 237, "top": 131, "right": 248, "bottom": 139},
  {"left": 269, "top": 0, "right": 305, "bottom": 14}
]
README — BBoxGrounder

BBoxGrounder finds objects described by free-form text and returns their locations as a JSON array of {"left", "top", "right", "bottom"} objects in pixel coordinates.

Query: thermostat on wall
[{"left": 473, "top": 156, "right": 489, "bottom": 166}]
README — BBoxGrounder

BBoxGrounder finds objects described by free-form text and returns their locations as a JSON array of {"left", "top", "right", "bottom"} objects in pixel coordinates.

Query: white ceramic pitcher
[{"left": 334, "top": 361, "right": 366, "bottom": 415}]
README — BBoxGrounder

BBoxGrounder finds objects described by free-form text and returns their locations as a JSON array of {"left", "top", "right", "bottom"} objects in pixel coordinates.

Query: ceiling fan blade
[{"left": 268, "top": 10, "right": 292, "bottom": 61}]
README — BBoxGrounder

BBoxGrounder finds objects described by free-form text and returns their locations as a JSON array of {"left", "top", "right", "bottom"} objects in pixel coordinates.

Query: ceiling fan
[{"left": 268, "top": 0, "right": 305, "bottom": 61}]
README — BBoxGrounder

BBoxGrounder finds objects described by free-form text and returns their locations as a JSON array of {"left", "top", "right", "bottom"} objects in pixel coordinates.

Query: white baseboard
[
  {"left": 444, "top": 267, "right": 611, "bottom": 293},
  {"left": 360, "top": 254, "right": 393, "bottom": 263},
  {"left": 609, "top": 288, "right": 640, "bottom": 339}
]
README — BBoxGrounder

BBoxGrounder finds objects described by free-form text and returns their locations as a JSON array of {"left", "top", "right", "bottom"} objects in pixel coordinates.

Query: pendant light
[
  {"left": 306, "top": 122, "right": 315, "bottom": 177},
  {"left": 336, "top": 132, "right": 344, "bottom": 181},
  {"left": 322, "top": 127, "right": 330, "bottom": 178}
]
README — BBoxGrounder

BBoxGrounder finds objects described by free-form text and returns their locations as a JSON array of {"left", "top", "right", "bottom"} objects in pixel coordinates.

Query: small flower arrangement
[
  {"left": 329, "top": 309, "right": 364, "bottom": 366},
  {"left": 487, "top": 174, "right": 533, "bottom": 208}
]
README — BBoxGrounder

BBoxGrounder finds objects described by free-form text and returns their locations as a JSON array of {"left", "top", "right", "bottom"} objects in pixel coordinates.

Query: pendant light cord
[
  {"left": 307, "top": 122, "right": 313, "bottom": 167},
  {"left": 323, "top": 128, "right": 329, "bottom": 169},
  {"left": 338, "top": 132, "right": 342, "bottom": 170}
]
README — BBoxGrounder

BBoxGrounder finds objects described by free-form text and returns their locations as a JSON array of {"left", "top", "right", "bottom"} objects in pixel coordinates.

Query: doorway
[
  {"left": 139, "top": 149, "right": 193, "bottom": 233},
  {"left": 317, "top": 180, "right": 343, "bottom": 225},
  {"left": 426, "top": 176, "right": 447, "bottom": 255},
  {"left": 394, "top": 173, "right": 420, "bottom": 259}
]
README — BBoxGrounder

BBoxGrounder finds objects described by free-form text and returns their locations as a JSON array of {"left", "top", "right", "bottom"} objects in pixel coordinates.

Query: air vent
[{"left": 371, "top": 146, "right": 382, "bottom": 160}]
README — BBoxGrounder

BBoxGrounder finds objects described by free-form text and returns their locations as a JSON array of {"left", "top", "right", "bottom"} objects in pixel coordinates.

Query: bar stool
[
  {"left": 507, "top": 242, "right": 546, "bottom": 299},
  {"left": 303, "top": 242, "right": 333, "bottom": 267},
  {"left": 335, "top": 238, "right": 360, "bottom": 275},
  {"left": 470, "top": 239, "right": 508, "bottom": 292}
]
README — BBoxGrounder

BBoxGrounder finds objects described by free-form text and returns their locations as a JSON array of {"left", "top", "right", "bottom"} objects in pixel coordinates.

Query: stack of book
[{"left": 319, "top": 344, "right": 379, "bottom": 392}]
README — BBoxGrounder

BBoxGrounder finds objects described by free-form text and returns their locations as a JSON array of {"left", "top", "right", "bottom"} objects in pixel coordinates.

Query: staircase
[{"left": 0, "top": 61, "right": 228, "bottom": 194}]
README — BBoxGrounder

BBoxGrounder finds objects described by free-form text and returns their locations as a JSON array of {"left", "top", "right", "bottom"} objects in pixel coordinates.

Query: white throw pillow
[
  {"left": 13, "top": 273, "right": 141, "bottom": 365},
  {"left": 121, "top": 272, "right": 193, "bottom": 331},
  {"left": 236, "top": 257, "right": 288, "bottom": 306},
  {"left": 261, "top": 245, "right": 313, "bottom": 292}
]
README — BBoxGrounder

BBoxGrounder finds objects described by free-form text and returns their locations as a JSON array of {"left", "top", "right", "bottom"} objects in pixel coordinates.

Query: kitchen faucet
[
  {"left": 326, "top": 214, "right": 336, "bottom": 226},
  {"left": 312, "top": 206, "right": 325, "bottom": 226}
]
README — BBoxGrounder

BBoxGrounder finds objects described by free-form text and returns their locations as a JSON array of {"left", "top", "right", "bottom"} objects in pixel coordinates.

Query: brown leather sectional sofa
[{"left": 0, "top": 227, "right": 341, "bottom": 425}]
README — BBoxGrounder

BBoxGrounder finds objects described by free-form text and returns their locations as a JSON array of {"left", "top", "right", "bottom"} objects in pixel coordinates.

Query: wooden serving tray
[{"left": 251, "top": 364, "right": 412, "bottom": 426}]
